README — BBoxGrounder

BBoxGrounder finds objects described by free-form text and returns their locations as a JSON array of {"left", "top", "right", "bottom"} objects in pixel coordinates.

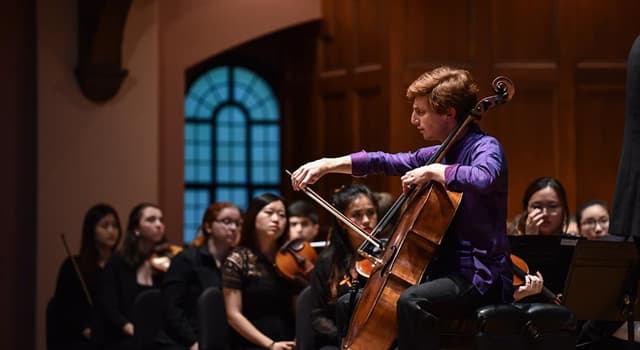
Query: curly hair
[{"left": 406, "top": 66, "right": 479, "bottom": 121}]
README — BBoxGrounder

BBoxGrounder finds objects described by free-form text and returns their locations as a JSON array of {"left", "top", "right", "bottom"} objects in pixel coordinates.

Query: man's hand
[{"left": 401, "top": 163, "right": 447, "bottom": 193}]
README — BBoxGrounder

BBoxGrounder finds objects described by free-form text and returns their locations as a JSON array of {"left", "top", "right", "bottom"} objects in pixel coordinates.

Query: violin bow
[{"left": 60, "top": 233, "right": 93, "bottom": 306}]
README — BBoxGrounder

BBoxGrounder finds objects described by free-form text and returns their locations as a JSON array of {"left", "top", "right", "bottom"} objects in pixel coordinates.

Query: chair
[
  {"left": 516, "top": 303, "right": 577, "bottom": 350},
  {"left": 440, "top": 303, "right": 577, "bottom": 350},
  {"left": 197, "top": 287, "right": 229, "bottom": 350},
  {"left": 131, "top": 288, "right": 164, "bottom": 350},
  {"left": 295, "top": 286, "right": 316, "bottom": 350},
  {"left": 473, "top": 304, "right": 529, "bottom": 350}
]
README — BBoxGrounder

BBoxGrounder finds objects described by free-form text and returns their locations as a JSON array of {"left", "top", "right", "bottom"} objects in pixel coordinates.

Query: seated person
[
  {"left": 515, "top": 177, "right": 570, "bottom": 236},
  {"left": 222, "top": 193, "right": 296, "bottom": 350},
  {"left": 287, "top": 200, "right": 320, "bottom": 242},
  {"left": 98, "top": 203, "right": 166, "bottom": 350},
  {"left": 511, "top": 177, "right": 572, "bottom": 302},
  {"left": 157, "top": 202, "right": 242, "bottom": 350},
  {"left": 576, "top": 200, "right": 612, "bottom": 241},
  {"left": 307, "top": 183, "right": 379, "bottom": 349},
  {"left": 51, "top": 204, "right": 122, "bottom": 350}
]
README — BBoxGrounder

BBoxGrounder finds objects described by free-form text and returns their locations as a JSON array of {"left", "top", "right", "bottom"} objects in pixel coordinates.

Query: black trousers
[{"left": 396, "top": 273, "right": 503, "bottom": 350}]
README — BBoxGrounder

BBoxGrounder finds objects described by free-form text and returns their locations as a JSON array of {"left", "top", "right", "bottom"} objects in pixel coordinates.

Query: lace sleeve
[{"left": 222, "top": 248, "right": 246, "bottom": 290}]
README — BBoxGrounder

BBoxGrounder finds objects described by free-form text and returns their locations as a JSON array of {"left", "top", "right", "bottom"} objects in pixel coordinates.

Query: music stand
[
  {"left": 509, "top": 235, "right": 578, "bottom": 299},
  {"left": 563, "top": 240, "right": 640, "bottom": 349}
]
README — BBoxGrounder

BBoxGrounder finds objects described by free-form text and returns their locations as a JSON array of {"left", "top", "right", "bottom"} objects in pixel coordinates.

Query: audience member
[
  {"left": 222, "top": 193, "right": 296, "bottom": 350},
  {"left": 99, "top": 202, "right": 166, "bottom": 350},
  {"left": 287, "top": 200, "right": 320, "bottom": 242},
  {"left": 157, "top": 202, "right": 242, "bottom": 350},
  {"left": 307, "top": 183, "right": 379, "bottom": 349},
  {"left": 51, "top": 204, "right": 122, "bottom": 350}
]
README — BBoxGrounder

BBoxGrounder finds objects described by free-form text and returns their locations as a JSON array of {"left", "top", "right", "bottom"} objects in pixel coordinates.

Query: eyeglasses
[
  {"left": 214, "top": 218, "right": 243, "bottom": 227},
  {"left": 580, "top": 217, "right": 609, "bottom": 228},
  {"left": 528, "top": 203, "right": 562, "bottom": 214}
]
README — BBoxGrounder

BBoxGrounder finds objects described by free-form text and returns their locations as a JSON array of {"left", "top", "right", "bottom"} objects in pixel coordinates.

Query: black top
[
  {"left": 307, "top": 249, "right": 364, "bottom": 348},
  {"left": 222, "top": 246, "right": 295, "bottom": 350},
  {"left": 51, "top": 256, "right": 101, "bottom": 346},
  {"left": 162, "top": 245, "right": 222, "bottom": 347},
  {"left": 98, "top": 252, "right": 162, "bottom": 345}
]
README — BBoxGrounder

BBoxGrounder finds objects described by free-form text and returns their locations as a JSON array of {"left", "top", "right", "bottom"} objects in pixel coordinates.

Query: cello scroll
[{"left": 469, "top": 76, "right": 515, "bottom": 119}]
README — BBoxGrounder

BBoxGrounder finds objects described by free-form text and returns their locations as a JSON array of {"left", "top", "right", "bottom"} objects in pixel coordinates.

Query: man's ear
[{"left": 445, "top": 106, "right": 457, "bottom": 120}]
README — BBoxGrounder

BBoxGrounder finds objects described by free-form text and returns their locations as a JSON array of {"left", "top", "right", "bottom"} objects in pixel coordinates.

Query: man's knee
[{"left": 397, "top": 289, "right": 422, "bottom": 315}]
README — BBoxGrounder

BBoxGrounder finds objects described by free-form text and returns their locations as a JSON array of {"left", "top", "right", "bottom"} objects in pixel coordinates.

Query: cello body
[{"left": 342, "top": 182, "right": 462, "bottom": 350}]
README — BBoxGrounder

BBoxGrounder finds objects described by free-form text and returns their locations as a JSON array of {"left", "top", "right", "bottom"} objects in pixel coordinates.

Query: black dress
[
  {"left": 50, "top": 256, "right": 101, "bottom": 350},
  {"left": 222, "top": 246, "right": 295, "bottom": 350},
  {"left": 611, "top": 34, "right": 640, "bottom": 238},
  {"left": 157, "top": 245, "right": 223, "bottom": 349},
  {"left": 98, "top": 252, "right": 162, "bottom": 350}
]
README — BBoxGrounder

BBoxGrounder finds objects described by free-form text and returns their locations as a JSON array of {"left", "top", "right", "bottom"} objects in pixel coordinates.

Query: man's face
[
  {"left": 410, "top": 95, "right": 453, "bottom": 142},
  {"left": 288, "top": 216, "right": 319, "bottom": 242}
]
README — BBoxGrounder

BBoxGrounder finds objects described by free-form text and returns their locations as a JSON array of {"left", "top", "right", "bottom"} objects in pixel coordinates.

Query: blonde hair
[{"left": 407, "top": 67, "right": 479, "bottom": 121}]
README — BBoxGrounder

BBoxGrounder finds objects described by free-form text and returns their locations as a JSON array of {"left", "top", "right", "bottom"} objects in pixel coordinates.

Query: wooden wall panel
[
  {"left": 574, "top": 0, "right": 640, "bottom": 61},
  {"left": 491, "top": 1, "right": 558, "bottom": 61},
  {"left": 320, "top": 0, "right": 351, "bottom": 72},
  {"left": 354, "top": 0, "right": 383, "bottom": 67},
  {"left": 404, "top": 0, "right": 476, "bottom": 65},
  {"left": 575, "top": 87, "right": 625, "bottom": 206},
  {"left": 322, "top": 92, "right": 352, "bottom": 155}
]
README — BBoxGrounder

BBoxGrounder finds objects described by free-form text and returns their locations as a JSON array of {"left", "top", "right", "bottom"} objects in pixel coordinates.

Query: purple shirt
[{"left": 351, "top": 123, "right": 513, "bottom": 301}]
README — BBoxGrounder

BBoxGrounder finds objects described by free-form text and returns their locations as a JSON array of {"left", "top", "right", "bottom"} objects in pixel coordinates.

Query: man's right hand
[{"left": 290, "top": 156, "right": 352, "bottom": 190}]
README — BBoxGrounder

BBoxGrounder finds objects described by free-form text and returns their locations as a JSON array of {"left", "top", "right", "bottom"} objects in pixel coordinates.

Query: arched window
[{"left": 183, "top": 66, "right": 280, "bottom": 243}]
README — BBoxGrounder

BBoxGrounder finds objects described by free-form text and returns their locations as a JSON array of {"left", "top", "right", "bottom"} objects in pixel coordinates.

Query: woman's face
[
  {"left": 342, "top": 194, "right": 378, "bottom": 237},
  {"left": 95, "top": 213, "right": 120, "bottom": 249},
  {"left": 527, "top": 186, "right": 564, "bottom": 235},
  {"left": 210, "top": 207, "right": 242, "bottom": 246},
  {"left": 255, "top": 200, "right": 287, "bottom": 241},
  {"left": 579, "top": 204, "right": 609, "bottom": 240},
  {"left": 137, "top": 206, "right": 165, "bottom": 243}
]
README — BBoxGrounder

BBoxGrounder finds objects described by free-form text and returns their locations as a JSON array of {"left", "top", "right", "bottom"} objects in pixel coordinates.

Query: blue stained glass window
[
  {"left": 185, "top": 65, "right": 280, "bottom": 244},
  {"left": 183, "top": 189, "right": 210, "bottom": 244}
]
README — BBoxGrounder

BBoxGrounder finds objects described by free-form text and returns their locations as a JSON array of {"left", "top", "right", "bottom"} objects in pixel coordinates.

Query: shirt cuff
[
  {"left": 350, "top": 150, "right": 369, "bottom": 177},
  {"left": 444, "top": 164, "right": 459, "bottom": 186}
]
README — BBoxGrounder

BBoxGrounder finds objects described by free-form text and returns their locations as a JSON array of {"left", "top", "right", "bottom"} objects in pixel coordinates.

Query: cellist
[{"left": 291, "top": 66, "right": 514, "bottom": 350}]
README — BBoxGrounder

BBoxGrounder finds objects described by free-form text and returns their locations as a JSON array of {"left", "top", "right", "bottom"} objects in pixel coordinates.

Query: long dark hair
[
  {"left": 78, "top": 204, "right": 122, "bottom": 282},
  {"left": 121, "top": 202, "right": 162, "bottom": 267},
  {"left": 517, "top": 177, "right": 569, "bottom": 234},
  {"left": 325, "top": 183, "right": 378, "bottom": 290},
  {"left": 238, "top": 193, "right": 288, "bottom": 253}
]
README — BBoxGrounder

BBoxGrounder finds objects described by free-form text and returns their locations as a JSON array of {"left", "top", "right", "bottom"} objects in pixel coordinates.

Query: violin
[
  {"left": 274, "top": 238, "right": 317, "bottom": 285},
  {"left": 150, "top": 241, "right": 184, "bottom": 272},
  {"left": 355, "top": 259, "right": 375, "bottom": 278},
  {"left": 510, "top": 254, "right": 562, "bottom": 304}
]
